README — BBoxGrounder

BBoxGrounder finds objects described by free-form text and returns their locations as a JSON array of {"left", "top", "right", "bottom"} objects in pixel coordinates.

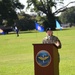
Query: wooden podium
[{"left": 33, "top": 44, "right": 59, "bottom": 75}]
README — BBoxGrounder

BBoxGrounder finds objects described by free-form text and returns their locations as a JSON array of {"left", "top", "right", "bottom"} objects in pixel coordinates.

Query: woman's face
[{"left": 46, "top": 30, "right": 53, "bottom": 36}]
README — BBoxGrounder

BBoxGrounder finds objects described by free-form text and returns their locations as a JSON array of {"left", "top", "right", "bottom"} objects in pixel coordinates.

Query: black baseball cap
[{"left": 46, "top": 28, "right": 52, "bottom": 32}]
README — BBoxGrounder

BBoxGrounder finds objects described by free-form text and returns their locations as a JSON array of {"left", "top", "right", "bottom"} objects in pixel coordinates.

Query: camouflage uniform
[
  {"left": 42, "top": 35, "right": 61, "bottom": 49},
  {"left": 43, "top": 35, "right": 61, "bottom": 62}
]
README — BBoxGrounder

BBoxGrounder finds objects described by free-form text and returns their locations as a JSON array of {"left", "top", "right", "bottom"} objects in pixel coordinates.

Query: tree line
[{"left": 0, "top": 0, "right": 75, "bottom": 31}]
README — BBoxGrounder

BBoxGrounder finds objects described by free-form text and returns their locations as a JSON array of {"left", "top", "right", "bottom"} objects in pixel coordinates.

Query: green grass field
[{"left": 0, "top": 27, "right": 75, "bottom": 75}]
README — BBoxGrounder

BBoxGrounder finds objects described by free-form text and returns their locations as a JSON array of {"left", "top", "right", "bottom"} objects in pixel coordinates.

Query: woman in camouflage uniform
[{"left": 42, "top": 28, "right": 61, "bottom": 49}]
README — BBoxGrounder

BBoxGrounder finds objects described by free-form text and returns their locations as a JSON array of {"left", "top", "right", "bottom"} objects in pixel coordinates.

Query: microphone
[{"left": 47, "top": 36, "right": 50, "bottom": 40}]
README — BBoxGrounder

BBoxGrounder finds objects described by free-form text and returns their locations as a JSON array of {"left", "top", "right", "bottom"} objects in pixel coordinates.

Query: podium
[{"left": 33, "top": 44, "right": 59, "bottom": 75}]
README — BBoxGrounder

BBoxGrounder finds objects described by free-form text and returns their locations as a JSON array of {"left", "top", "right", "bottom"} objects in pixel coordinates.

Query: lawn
[{"left": 0, "top": 27, "right": 75, "bottom": 75}]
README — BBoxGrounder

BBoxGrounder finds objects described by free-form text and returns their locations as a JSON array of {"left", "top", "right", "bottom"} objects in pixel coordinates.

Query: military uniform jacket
[{"left": 42, "top": 35, "right": 61, "bottom": 49}]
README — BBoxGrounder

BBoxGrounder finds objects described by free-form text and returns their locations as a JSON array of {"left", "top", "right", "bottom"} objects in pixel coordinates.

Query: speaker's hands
[{"left": 54, "top": 41, "right": 60, "bottom": 47}]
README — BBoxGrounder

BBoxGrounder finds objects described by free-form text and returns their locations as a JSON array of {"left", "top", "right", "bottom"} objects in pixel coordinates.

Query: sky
[
  {"left": 19, "top": 0, "right": 30, "bottom": 14},
  {"left": 19, "top": 0, "right": 75, "bottom": 14}
]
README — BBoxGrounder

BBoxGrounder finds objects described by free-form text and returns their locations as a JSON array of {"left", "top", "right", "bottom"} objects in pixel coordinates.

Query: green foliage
[
  {"left": 27, "top": 0, "right": 60, "bottom": 30},
  {"left": 27, "top": 0, "right": 58, "bottom": 14},
  {"left": 27, "top": 0, "right": 75, "bottom": 29},
  {"left": 60, "top": 7, "right": 75, "bottom": 23},
  {"left": 16, "top": 13, "right": 35, "bottom": 31},
  {"left": 0, "top": 0, "right": 24, "bottom": 26},
  {"left": 16, "top": 19, "right": 35, "bottom": 31}
]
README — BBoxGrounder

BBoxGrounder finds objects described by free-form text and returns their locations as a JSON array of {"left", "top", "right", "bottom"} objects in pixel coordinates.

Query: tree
[
  {"left": 26, "top": 0, "right": 75, "bottom": 30},
  {"left": 16, "top": 12, "right": 35, "bottom": 31},
  {"left": 0, "top": 0, "right": 24, "bottom": 26},
  {"left": 60, "top": 7, "right": 75, "bottom": 24}
]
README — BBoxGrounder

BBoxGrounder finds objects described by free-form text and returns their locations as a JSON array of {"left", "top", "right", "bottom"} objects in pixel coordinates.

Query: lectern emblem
[{"left": 36, "top": 50, "right": 51, "bottom": 67}]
